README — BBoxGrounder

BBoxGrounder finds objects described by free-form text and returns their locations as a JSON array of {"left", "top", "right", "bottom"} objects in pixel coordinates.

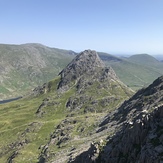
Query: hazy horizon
[{"left": 1, "top": 0, "right": 163, "bottom": 55}]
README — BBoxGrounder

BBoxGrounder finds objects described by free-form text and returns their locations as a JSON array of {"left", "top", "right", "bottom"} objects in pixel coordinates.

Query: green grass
[
  {"left": 0, "top": 86, "right": 10, "bottom": 94},
  {"left": 0, "top": 81, "right": 131, "bottom": 162},
  {"left": 0, "top": 75, "right": 79, "bottom": 162}
]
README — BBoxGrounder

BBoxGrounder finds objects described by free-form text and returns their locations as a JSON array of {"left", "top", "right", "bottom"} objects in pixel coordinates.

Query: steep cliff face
[
  {"left": 96, "top": 76, "right": 163, "bottom": 163},
  {"left": 100, "top": 106, "right": 163, "bottom": 163}
]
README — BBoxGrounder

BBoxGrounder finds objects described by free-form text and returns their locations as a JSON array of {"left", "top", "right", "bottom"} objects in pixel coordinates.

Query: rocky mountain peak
[
  {"left": 90, "top": 75, "right": 163, "bottom": 163},
  {"left": 73, "top": 49, "right": 105, "bottom": 68},
  {"left": 57, "top": 50, "right": 117, "bottom": 91},
  {"left": 59, "top": 49, "right": 105, "bottom": 76}
]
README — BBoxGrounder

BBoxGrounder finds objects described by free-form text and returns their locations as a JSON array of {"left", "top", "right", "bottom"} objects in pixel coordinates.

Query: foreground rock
[{"left": 73, "top": 76, "right": 163, "bottom": 163}]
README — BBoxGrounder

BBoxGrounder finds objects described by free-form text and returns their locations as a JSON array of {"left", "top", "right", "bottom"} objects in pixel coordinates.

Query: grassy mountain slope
[
  {"left": 128, "top": 53, "right": 160, "bottom": 65},
  {"left": 0, "top": 50, "right": 133, "bottom": 163},
  {"left": 0, "top": 43, "right": 75, "bottom": 99},
  {"left": 105, "top": 53, "right": 163, "bottom": 90}
]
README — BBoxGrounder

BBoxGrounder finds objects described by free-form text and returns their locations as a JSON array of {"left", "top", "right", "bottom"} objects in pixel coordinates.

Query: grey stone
[{"left": 155, "top": 145, "right": 163, "bottom": 154}]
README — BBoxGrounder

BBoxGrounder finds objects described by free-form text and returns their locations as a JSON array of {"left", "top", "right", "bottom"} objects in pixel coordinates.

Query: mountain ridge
[
  {"left": 0, "top": 49, "right": 133, "bottom": 162},
  {"left": 36, "top": 50, "right": 133, "bottom": 162},
  {"left": 98, "top": 75, "right": 163, "bottom": 163},
  {"left": 1, "top": 43, "right": 163, "bottom": 99}
]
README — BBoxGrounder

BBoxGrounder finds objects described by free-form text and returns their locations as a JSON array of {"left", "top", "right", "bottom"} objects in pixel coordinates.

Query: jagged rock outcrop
[
  {"left": 69, "top": 140, "right": 105, "bottom": 163},
  {"left": 57, "top": 50, "right": 117, "bottom": 92},
  {"left": 98, "top": 107, "right": 163, "bottom": 163},
  {"left": 56, "top": 50, "right": 132, "bottom": 113}
]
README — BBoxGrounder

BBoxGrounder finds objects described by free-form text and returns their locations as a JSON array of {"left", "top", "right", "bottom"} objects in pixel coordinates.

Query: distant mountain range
[
  {"left": 1, "top": 43, "right": 163, "bottom": 99},
  {"left": 0, "top": 43, "right": 75, "bottom": 99}
]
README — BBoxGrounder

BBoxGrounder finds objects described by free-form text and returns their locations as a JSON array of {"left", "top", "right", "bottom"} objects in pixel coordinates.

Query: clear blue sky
[{"left": 0, "top": 0, "right": 163, "bottom": 55}]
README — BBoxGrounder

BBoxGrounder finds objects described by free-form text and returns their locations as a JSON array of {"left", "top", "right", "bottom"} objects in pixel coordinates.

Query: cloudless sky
[{"left": 0, "top": 0, "right": 163, "bottom": 54}]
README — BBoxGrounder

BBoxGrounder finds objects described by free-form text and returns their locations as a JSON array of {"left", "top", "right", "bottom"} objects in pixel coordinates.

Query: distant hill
[
  {"left": 98, "top": 52, "right": 122, "bottom": 62},
  {"left": 105, "top": 53, "right": 163, "bottom": 90},
  {"left": 128, "top": 53, "right": 160, "bottom": 66},
  {"left": 0, "top": 43, "right": 76, "bottom": 99},
  {"left": 152, "top": 54, "right": 163, "bottom": 61}
]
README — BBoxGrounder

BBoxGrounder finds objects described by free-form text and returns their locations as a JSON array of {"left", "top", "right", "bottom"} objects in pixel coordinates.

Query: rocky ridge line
[
  {"left": 57, "top": 50, "right": 117, "bottom": 92},
  {"left": 71, "top": 76, "right": 163, "bottom": 163}
]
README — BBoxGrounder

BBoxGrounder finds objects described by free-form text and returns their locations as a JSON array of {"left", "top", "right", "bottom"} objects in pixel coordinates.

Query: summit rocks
[{"left": 57, "top": 50, "right": 117, "bottom": 92}]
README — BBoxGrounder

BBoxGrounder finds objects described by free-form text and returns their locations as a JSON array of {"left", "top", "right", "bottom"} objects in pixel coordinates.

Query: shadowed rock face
[
  {"left": 98, "top": 106, "right": 163, "bottom": 163},
  {"left": 57, "top": 50, "right": 117, "bottom": 92},
  {"left": 99, "top": 76, "right": 163, "bottom": 163}
]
